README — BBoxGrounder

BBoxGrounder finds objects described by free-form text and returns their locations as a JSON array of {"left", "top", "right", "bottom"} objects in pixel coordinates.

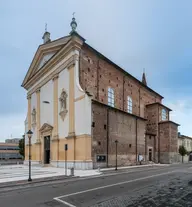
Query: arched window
[
  {"left": 127, "top": 96, "right": 132, "bottom": 113},
  {"left": 161, "top": 108, "right": 167, "bottom": 121},
  {"left": 108, "top": 87, "right": 114, "bottom": 107}
]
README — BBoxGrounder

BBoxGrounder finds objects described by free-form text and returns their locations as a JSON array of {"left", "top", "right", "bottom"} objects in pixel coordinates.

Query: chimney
[{"left": 42, "top": 31, "right": 51, "bottom": 44}]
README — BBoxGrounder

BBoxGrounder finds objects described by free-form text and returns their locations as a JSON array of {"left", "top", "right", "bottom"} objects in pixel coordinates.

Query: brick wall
[
  {"left": 79, "top": 45, "right": 162, "bottom": 118},
  {"left": 159, "top": 122, "right": 178, "bottom": 163},
  {"left": 92, "top": 101, "right": 146, "bottom": 168}
]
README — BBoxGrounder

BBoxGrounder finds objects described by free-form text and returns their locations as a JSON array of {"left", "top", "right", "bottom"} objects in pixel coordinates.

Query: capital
[
  {"left": 36, "top": 88, "right": 41, "bottom": 93},
  {"left": 27, "top": 94, "right": 31, "bottom": 99},
  {"left": 52, "top": 73, "right": 59, "bottom": 81}
]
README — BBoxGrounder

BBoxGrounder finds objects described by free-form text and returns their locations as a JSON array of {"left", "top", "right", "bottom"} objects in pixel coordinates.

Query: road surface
[{"left": 0, "top": 164, "right": 192, "bottom": 207}]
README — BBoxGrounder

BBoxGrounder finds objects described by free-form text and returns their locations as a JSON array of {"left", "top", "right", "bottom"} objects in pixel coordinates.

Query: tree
[
  {"left": 179, "top": 145, "right": 187, "bottom": 163},
  {"left": 19, "top": 135, "right": 25, "bottom": 159}
]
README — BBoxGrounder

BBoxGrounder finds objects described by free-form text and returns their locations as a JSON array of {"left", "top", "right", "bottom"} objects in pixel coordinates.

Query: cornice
[
  {"left": 24, "top": 39, "right": 81, "bottom": 90},
  {"left": 27, "top": 55, "right": 76, "bottom": 96}
]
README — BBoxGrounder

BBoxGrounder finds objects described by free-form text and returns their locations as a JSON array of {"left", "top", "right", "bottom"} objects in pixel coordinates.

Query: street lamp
[
  {"left": 27, "top": 130, "right": 33, "bottom": 182},
  {"left": 115, "top": 140, "right": 118, "bottom": 170}
]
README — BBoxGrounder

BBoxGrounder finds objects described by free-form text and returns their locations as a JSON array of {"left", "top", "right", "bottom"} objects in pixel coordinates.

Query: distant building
[
  {"left": 0, "top": 143, "right": 22, "bottom": 160},
  {"left": 5, "top": 138, "right": 21, "bottom": 144},
  {"left": 178, "top": 133, "right": 192, "bottom": 152}
]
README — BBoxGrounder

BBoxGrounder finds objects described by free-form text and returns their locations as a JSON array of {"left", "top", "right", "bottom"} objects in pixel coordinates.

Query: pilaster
[
  {"left": 36, "top": 88, "right": 41, "bottom": 141},
  {"left": 52, "top": 74, "right": 59, "bottom": 139},
  {"left": 68, "top": 64, "right": 75, "bottom": 137},
  {"left": 27, "top": 94, "right": 32, "bottom": 130}
]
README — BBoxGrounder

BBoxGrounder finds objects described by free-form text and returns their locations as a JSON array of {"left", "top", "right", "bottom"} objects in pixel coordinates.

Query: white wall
[
  {"left": 40, "top": 80, "right": 53, "bottom": 127},
  {"left": 75, "top": 95, "right": 92, "bottom": 136},
  {"left": 58, "top": 68, "right": 69, "bottom": 138}
]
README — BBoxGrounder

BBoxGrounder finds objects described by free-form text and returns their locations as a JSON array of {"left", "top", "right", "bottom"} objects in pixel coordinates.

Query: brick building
[{"left": 22, "top": 17, "right": 179, "bottom": 169}]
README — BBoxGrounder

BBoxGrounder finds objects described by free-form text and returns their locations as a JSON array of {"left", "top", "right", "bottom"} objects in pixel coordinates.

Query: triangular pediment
[
  {"left": 22, "top": 35, "right": 71, "bottom": 88},
  {"left": 39, "top": 123, "right": 53, "bottom": 133}
]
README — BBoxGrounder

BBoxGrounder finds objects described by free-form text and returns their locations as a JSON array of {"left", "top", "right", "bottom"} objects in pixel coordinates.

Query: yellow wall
[{"left": 27, "top": 134, "right": 92, "bottom": 162}]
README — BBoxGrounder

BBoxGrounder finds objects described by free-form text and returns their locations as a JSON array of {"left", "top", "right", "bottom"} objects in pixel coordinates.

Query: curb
[
  {"left": 100, "top": 164, "right": 170, "bottom": 172},
  {"left": 0, "top": 175, "right": 78, "bottom": 189}
]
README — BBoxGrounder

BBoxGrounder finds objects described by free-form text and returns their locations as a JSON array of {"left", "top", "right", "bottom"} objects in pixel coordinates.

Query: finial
[
  {"left": 142, "top": 68, "right": 147, "bottom": 86},
  {"left": 42, "top": 23, "right": 51, "bottom": 44},
  {"left": 45, "top": 23, "right": 47, "bottom": 32},
  {"left": 70, "top": 12, "right": 77, "bottom": 32}
]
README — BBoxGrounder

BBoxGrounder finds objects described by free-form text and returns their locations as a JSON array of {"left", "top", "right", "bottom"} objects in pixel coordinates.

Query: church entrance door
[
  {"left": 44, "top": 136, "right": 50, "bottom": 164},
  {"left": 149, "top": 148, "right": 152, "bottom": 161}
]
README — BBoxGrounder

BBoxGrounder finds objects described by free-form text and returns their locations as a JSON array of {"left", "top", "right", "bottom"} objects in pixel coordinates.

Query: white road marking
[
  {"left": 53, "top": 170, "right": 177, "bottom": 206},
  {"left": 54, "top": 197, "right": 76, "bottom": 207}
]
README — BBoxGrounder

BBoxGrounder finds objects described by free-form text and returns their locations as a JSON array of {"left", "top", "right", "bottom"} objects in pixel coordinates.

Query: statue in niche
[
  {"left": 31, "top": 108, "right": 36, "bottom": 128},
  {"left": 59, "top": 89, "right": 68, "bottom": 121}
]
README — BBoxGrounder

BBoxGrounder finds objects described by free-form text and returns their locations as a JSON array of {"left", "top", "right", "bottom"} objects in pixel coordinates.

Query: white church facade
[{"left": 22, "top": 18, "right": 92, "bottom": 169}]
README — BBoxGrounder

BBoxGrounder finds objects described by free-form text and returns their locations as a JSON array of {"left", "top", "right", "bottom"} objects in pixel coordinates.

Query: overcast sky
[{"left": 1, "top": 0, "right": 192, "bottom": 141}]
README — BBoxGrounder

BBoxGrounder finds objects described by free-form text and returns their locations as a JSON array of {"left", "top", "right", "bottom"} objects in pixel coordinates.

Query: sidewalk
[
  {"left": 0, "top": 165, "right": 101, "bottom": 188},
  {"left": 100, "top": 163, "right": 170, "bottom": 172},
  {"left": 0, "top": 163, "right": 169, "bottom": 189}
]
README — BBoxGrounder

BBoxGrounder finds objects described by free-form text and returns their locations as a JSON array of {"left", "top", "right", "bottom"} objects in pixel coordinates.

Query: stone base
[
  {"left": 24, "top": 160, "right": 42, "bottom": 166},
  {"left": 51, "top": 160, "right": 93, "bottom": 170},
  {"left": 160, "top": 152, "right": 180, "bottom": 164}
]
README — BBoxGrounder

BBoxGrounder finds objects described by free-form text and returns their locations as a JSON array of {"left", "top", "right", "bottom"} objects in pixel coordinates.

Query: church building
[{"left": 22, "top": 17, "right": 180, "bottom": 169}]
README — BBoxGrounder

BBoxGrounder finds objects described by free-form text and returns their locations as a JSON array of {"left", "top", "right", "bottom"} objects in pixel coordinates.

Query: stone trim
[
  {"left": 27, "top": 55, "right": 77, "bottom": 96},
  {"left": 74, "top": 94, "right": 85, "bottom": 102}
]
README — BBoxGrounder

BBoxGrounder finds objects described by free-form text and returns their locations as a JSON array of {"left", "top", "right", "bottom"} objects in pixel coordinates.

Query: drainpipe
[
  {"left": 158, "top": 105, "right": 160, "bottom": 163},
  {"left": 96, "top": 58, "right": 99, "bottom": 99},
  {"left": 123, "top": 76, "right": 125, "bottom": 111},
  {"left": 139, "top": 88, "right": 141, "bottom": 116},
  {"left": 136, "top": 118, "right": 138, "bottom": 162},
  {"left": 106, "top": 108, "right": 109, "bottom": 167}
]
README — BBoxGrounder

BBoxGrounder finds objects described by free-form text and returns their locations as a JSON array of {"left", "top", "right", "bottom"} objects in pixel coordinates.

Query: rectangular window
[
  {"left": 108, "top": 87, "right": 114, "bottom": 107},
  {"left": 161, "top": 109, "right": 167, "bottom": 121},
  {"left": 127, "top": 96, "right": 132, "bottom": 113}
]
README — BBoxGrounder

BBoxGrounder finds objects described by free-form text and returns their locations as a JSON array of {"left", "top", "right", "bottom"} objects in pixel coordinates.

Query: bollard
[
  {"left": 70, "top": 167, "right": 74, "bottom": 176},
  {"left": 98, "top": 165, "right": 100, "bottom": 173}
]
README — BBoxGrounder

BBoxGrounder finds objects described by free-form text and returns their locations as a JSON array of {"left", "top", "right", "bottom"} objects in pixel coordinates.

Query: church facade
[{"left": 22, "top": 18, "right": 179, "bottom": 169}]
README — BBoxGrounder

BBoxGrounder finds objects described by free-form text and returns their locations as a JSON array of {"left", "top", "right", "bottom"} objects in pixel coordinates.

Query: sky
[{"left": 0, "top": 0, "right": 192, "bottom": 141}]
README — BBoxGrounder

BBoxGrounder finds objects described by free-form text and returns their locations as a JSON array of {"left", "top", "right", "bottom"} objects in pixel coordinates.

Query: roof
[
  {"left": 178, "top": 134, "right": 192, "bottom": 140},
  {"left": 146, "top": 102, "right": 172, "bottom": 111},
  {"left": 158, "top": 120, "right": 180, "bottom": 126},
  {"left": 84, "top": 42, "right": 164, "bottom": 99},
  {"left": 92, "top": 99, "right": 147, "bottom": 121}
]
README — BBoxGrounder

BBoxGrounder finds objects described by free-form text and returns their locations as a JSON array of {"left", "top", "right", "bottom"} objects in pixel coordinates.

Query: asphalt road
[{"left": 0, "top": 164, "right": 192, "bottom": 207}]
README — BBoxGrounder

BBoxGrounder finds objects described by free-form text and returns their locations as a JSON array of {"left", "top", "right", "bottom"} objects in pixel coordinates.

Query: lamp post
[
  {"left": 27, "top": 130, "right": 33, "bottom": 182},
  {"left": 115, "top": 140, "right": 118, "bottom": 170}
]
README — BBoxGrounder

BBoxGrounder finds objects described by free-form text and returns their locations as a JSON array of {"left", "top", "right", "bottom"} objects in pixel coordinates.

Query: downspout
[
  {"left": 158, "top": 105, "right": 160, "bottom": 163},
  {"left": 106, "top": 108, "right": 109, "bottom": 167},
  {"left": 139, "top": 88, "right": 141, "bottom": 116},
  {"left": 136, "top": 118, "right": 138, "bottom": 162},
  {"left": 96, "top": 58, "right": 99, "bottom": 100},
  {"left": 123, "top": 76, "right": 125, "bottom": 111}
]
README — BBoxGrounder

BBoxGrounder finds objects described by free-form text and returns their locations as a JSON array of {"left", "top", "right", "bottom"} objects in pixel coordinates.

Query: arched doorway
[
  {"left": 39, "top": 123, "right": 53, "bottom": 164},
  {"left": 189, "top": 152, "right": 192, "bottom": 161}
]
